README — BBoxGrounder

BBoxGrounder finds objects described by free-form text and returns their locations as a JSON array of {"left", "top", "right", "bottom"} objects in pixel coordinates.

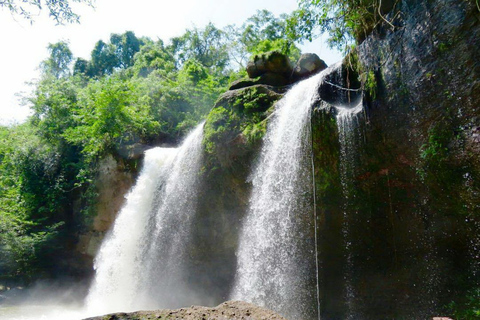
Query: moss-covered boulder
[
  {"left": 246, "top": 51, "right": 293, "bottom": 79},
  {"left": 181, "top": 84, "right": 284, "bottom": 305},
  {"left": 203, "top": 84, "right": 283, "bottom": 170},
  {"left": 229, "top": 73, "right": 289, "bottom": 90}
]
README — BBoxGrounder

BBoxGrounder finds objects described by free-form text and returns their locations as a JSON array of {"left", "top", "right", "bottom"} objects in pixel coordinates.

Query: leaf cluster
[
  {"left": 288, "top": 0, "right": 398, "bottom": 51},
  {"left": 0, "top": 0, "right": 94, "bottom": 24}
]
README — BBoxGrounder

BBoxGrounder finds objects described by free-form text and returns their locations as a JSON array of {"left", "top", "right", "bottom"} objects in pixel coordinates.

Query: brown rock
[{"left": 83, "top": 300, "right": 288, "bottom": 320}]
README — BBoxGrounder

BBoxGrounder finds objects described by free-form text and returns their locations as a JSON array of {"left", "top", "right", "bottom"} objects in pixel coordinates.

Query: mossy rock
[
  {"left": 229, "top": 73, "right": 289, "bottom": 90},
  {"left": 246, "top": 51, "right": 293, "bottom": 79},
  {"left": 203, "top": 85, "right": 283, "bottom": 170}
]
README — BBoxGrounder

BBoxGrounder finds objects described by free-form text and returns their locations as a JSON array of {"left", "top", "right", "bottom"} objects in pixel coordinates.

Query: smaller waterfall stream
[
  {"left": 232, "top": 72, "right": 326, "bottom": 320},
  {"left": 335, "top": 102, "right": 363, "bottom": 319},
  {"left": 86, "top": 123, "right": 205, "bottom": 315}
]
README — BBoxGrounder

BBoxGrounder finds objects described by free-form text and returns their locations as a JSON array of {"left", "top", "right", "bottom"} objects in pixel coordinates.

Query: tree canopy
[
  {"left": 0, "top": 0, "right": 95, "bottom": 24},
  {"left": 287, "top": 0, "right": 398, "bottom": 51}
]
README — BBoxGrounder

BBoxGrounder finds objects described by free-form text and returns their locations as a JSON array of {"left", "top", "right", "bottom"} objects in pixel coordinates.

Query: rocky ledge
[{"left": 83, "top": 301, "right": 287, "bottom": 320}]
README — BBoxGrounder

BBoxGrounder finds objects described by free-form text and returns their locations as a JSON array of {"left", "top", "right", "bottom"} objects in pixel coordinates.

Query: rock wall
[
  {"left": 312, "top": 0, "right": 480, "bottom": 318},
  {"left": 75, "top": 155, "right": 138, "bottom": 270}
]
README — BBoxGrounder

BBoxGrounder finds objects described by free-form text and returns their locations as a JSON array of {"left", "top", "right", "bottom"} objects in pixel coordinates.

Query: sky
[{"left": 0, "top": 0, "right": 342, "bottom": 125}]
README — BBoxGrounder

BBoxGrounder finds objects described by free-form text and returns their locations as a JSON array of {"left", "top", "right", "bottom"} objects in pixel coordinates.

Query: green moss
[
  {"left": 203, "top": 106, "right": 241, "bottom": 155},
  {"left": 242, "top": 120, "right": 268, "bottom": 146},
  {"left": 417, "top": 119, "right": 475, "bottom": 217},
  {"left": 447, "top": 288, "right": 480, "bottom": 319},
  {"left": 312, "top": 107, "right": 341, "bottom": 196},
  {"left": 343, "top": 47, "right": 377, "bottom": 100},
  {"left": 364, "top": 70, "right": 377, "bottom": 100},
  {"left": 204, "top": 86, "right": 280, "bottom": 154}
]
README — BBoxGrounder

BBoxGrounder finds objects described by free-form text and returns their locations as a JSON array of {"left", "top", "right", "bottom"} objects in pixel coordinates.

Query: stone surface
[
  {"left": 83, "top": 301, "right": 287, "bottom": 320},
  {"left": 246, "top": 51, "right": 293, "bottom": 79},
  {"left": 229, "top": 73, "right": 289, "bottom": 90},
  {"left": 75, "top": 155, "right": 137, "bottom": 261},
  {"left": 292, "top": 53, "right": 328, "bottom": 82}
]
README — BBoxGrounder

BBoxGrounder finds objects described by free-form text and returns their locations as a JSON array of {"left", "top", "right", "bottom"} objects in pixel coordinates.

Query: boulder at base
[{"left": 83, "top": 300, "right": 288, "bottom": 320}]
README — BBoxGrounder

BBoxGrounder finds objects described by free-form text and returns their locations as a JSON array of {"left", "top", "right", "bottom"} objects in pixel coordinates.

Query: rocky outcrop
[
  {"left": 180, "top": 84, "right": 284, "bottom": 304},
  {"left": 83, "top": 301, "right": 287, "bottom": 320},
  {"left": 232, "top": 52, "right": 327, "bottom": 90},
  {"left": 76, "top": 155, "right": 137, "bottom": 260},
  {"left": 246, "top": 51, "right": 293, "bottom": 79}
]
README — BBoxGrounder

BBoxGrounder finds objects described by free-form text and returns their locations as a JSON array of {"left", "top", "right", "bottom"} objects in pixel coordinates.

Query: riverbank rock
[{"left": 83, "top": 301, "right": 287, "bottom": 320}]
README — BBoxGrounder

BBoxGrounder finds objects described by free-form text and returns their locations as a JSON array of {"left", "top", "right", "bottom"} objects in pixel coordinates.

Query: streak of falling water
[
  {"left": 336, "top": 102, "right": 363, "bottom": 320},
  {"left": 231, "top": 72, "right": 327, "bottom": 320},
  {"left": 86, "top": 123, "right": 205, "bottom": 315}
]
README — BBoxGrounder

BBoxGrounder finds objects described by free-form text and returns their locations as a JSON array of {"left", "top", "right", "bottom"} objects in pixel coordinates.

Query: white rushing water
[
  {"left": 0, "top": 123, "right": 205, "bottom": 320},
  {"left": 86, "top": 122, "right": 205, "bottom": 315},
  {"left": 336, "top": 102, "right": 363, "bottom": 320},
  {"left": 231, "top": 72, "right": 327, "bottom": 320}
]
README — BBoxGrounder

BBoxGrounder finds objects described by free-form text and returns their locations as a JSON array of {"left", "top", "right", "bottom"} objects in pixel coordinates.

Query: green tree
[
  {"left": 0, "top": 124, "right": 67, "bottom": 282},
  {"left": 110, "top": 31, "right": 144, "bottom": 69},
  {"left": 171, "top": 23, "right": 229, "bottom": 74},
  {"left": 131, "top": 39, "right": 176, "bottom": 77},
  {"left": 77, "top": 32, "right": 145, "bottom": 78},
  {"left": 30, "top": 76, "right": 80, "bottom": 141},
  {"left": 41, "top": 41, "right": 73, "bottom": 79},
  {"left": 88, "top": 40, "right": 118, "bottom": 77},
  {"left": 73, "top": 57, "right": 89, "bottom": 75},
  {"left": 63, "top": 75, "right": 159, "bottom": 156},
  {"left": 0, "top": 0, "right": 95, "bottom": 24},
  {"left": 288, "top": 0, "right": 397, "bottom": 51},
  {"left": 226, "top": 10, "right": 301, "bottom": 67}
]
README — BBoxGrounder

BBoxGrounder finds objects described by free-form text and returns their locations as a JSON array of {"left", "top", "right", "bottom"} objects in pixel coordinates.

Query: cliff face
[
  {"left": 73, "top": 155, "right": 138, "bottom": 276},
  {"left": 313, "top": 0, "right": 480, "bottom": 318}
]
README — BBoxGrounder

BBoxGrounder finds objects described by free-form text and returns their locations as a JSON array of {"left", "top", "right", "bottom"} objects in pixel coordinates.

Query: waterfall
[
  {"left": 231, "top": 72, "right": 326, "bottom": 320},
  {"left": 335, "top": 102, "right": 363, "bottom": 319},
  {"left": 86, "top": 123, "right": 205, "bottom": 315}
]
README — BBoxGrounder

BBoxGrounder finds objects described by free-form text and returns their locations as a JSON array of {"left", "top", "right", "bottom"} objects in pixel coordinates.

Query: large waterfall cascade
[
  {"left": 0, "top": 68, "right": 346, "bottom": 320},
  {"left": 231, "top": 71, "right": 329, "bottom": 320},
  {"left": 86, "top": 123, "right": 205, "bottom": 315}
]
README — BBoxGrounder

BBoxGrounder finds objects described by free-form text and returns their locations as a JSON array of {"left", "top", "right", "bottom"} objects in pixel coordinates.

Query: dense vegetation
[{"left": 0, "top": 10, "right": 301, "bottom": 284}]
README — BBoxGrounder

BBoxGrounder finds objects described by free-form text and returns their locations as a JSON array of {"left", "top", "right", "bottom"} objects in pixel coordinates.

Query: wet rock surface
[{"left": 313, "top": 0, "right": 480, "bottom": 319}]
